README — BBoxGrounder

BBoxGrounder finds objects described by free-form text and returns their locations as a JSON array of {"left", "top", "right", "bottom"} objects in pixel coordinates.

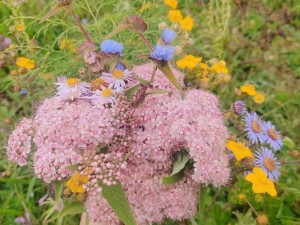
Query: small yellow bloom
[
  {"left": 253, "top": 93, "right": 265, "bottom": 104},
  {"left": 238, "top": 193, "right": 246, "bottom": 202},
  {"left": 246, "top": 167, "right": 277, "bottom": 197},
  {"left": 16, "top": 22, "right": 25, "bottom": 32},
  {"left": 179, "top": 16, "right": 194, "bottom": 31},
  {"left": 240, "top": 84, "right": 257, "bottom": 96},
  {"left": 255, "top": 194, "right": 264, "bottom": 203},
  {"left": 176, "top": 55, "right": 202, "bottom": 70},
  {"left": 59, "top": 39, "right": 68, "bottom": 49},
  {"left": 210, "top": 60, "right": 229, "bottom": 74},
  {"left": 66, "top": 172, "right": 89, "bottom": 193},
  {"left": 168, "top": 10, "right": 183, "bottom": 23},
  {"left": 225, "top": 140, "right": 253, "bottom": 161},
  {"left": 16, "top": 57, "right": 35, "bottom": 70},
  {"left": 164, "top": 0, "right": 177, "bottom": 9}
]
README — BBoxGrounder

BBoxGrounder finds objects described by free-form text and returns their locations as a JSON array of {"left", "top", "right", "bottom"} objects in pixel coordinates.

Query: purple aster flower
[
  {"left": 115, "top": 61, "right": 126, "bottom": 71},
  {"left": 161, "top": 28, "right": 177, "bottom": 44},
  {"left": 232, "top": 100, "right": 247, "bottom": 115},
  {"left": 263, "top": 121, "right": 283, "bottom": 151},
  {"left": 15, "top": 217, "right": 26, "bottom": 223},
  {"left": 242, "top": 112, "right": 266, "bottom": 144},
  {"left": 150, "top": 44, "right": 174, "bottom": 62},
  {"left": 20, "top": 88, "right": 27, "bottom": 96},
  {"left": 255, "top": 147, "right": 281, "bottom": 181},
  {"left": 100, "top": 39, "right": 124, "bottom": 55}
]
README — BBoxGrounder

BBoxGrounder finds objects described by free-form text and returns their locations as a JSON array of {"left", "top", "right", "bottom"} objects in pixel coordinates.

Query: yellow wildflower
[
  {"left": 200, "top": 63, "right": 209, "bottom": 76},
  {"left": 245, "top": 167, "right": 277, "bottom": 197},
  {"left": 179, "top": 16, "right": 194, "bottom": 31},
  {"left": 210, "top": 60, "right": 229, "bottom": 74},
  {"left": 60, "top": 39, "right": 68, "bottom": 49},
  {"left": 16, "top": 22, "right": 25, "bottom": 32},
  {"left": 253, "top": 92, "right": 265, "bottom": 104},
  {"left": 225, "top": 140, "right": 254, "bottom": 161},
  {"left": 176, "top": 55, "right": 202, "bottom": 70},
  {"left": 168, "top": 10, "right": 183, "bottom": 23},
  {"left": 238, "top": 193, "right": 246, "bottom": 203},
  {"left": 66, "top": 172, "right": 89, "bottom": 193},
  {"left": 16, "top": 57, "right": 35, "bottom": 70},
  {"left": 240, "top": 84, "right": 257, "bottom": 96},
  {"left": 68, "top": 42, "right": 77, "bottom": 53},
  {"left": 164, "top": 0, "right": 177, "bottom": 9}
]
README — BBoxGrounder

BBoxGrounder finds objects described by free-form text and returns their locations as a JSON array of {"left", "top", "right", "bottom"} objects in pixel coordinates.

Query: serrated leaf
[
  {"left": 54, "top": 181, "right": 64, "bottom": 204},
  {"left": 162, "top": 171, "right": 184, "bottom": 185},
  {"left": 125, "top": 84, "right": 141, "bottom": 100},
  {"left": 60, "top": 202, "right": 84, "bottom": 217},
  {"left": 100, "top": 182, "right": 137, "bottom": 225}
]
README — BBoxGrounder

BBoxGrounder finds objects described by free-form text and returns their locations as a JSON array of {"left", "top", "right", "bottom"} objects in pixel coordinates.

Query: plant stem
[
  {"left": 138, "top": 33, "right": 153, "bottom": 51},
  {"left": 280, "top": 161, "right": 300, "bottom": 165},
  {"left": 245, "top": 198, "right": 258, "bottom": 216},
  {"left": 197, "top": 185, "right": 206, "bottom": 224},
  {"left": 67, "top": 6, "right": 93, "bottom": 43}
]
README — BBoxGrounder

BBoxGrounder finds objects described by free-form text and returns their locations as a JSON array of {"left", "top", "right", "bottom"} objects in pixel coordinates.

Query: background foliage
[{"left": 0, "top": 0, "right": 299, "bottom": 224}]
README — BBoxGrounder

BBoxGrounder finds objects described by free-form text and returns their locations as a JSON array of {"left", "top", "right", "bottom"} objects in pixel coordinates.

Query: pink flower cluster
[{"left": 7, "top": 63, "right": 229, "bottom": 224}]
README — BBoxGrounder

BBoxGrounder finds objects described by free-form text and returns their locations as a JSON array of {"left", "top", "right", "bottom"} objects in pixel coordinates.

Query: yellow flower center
[
  {"left": 251, "top": 121, "right": 261, "bottom": 133},
  {"left": 267, "top": 128, "right": 278, "bottom": 140},
  {"left": 263, "top": 157, "right": 276, "bottom": 172},
  {"left": 101, "top": 88, "right": 113, "bottom": 98},
  {"left": 91, "top": 78, "right": 107, "bottom": 90},
  {"left": 66, "top": 78, "right": 79, "bottom": 86},
  {"left": 112, "top": 70, "right": 125, "bottom": 79}
]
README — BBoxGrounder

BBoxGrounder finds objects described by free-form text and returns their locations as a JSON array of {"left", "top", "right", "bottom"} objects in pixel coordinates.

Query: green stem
[{"left": 197, "top": 185, "right": 206, "bottom": 224}]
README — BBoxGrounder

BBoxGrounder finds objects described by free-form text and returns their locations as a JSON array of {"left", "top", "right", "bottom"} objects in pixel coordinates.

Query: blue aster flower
[
  {"left": 115, "top": 61, "right": 126, "bottom": 71},
  {"left": 263, "top": 121, "right": 283, "bottom": 151},
  {"left": 242, "top": 112, "right": 266, "bottom": 144},
  {"left": 232, "top": 100, "right": 247, "bottom": 115},
  {"left": 255, "top": 147, "right": 281, "bottom": 181},
  {"left": 20, "top": 88, "right": 27, "bottom": 96},
  {"left": 161, "top": 28, "right": 177, "bottom": 44},
  {"left": 100, "top": 39, "right": 124, "bottom": 55},
  {"left": 150, "top": 44, "right": 174, "bottom": 62}
]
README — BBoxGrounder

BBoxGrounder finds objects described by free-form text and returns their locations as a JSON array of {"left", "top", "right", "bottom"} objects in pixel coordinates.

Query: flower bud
[
  {"left": 123, "top": 15, "right": 147, "bottom": 34},
  {"left": 63, "top": 187, "right": 72, "bottom": 197},
  {"left": 78, "top": 67, "right": 86, "bottom": 76},
  {"left": 174, "top": 46, "right": 183, "bottom": 56},
  {"left": 10, "top": 70, "right": 18, "bottom": 76},
  {"left": 243, "top": 157, "right": 255, "bottom": 170},
  {"left": 235, "top": 88, "right": 242, "bottom": 96},
  {"left": 58, "top": 0, "right": 72, "bottom": 6},
  {"left": 18, "top": 68, "right": 27, "bottom": 74},
  {"left": 257, "top": 214, "right": 268, "bottom": 225},
  {"left": 76, "top": 193, "right": 86, "bottom": 202},
  {"left": 289, "top": 150, "right": 299, "bottom": 158}
]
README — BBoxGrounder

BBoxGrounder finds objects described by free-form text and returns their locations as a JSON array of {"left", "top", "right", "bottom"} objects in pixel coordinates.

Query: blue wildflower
[
  {"left": 161, "top": 28, "right": 177, "bottom": 44},
  {"left": 115, "top": 62, "right": 126, "bottom": 71},
  {"left": 150, "top": 44, "right": 174, "bottom": 61},
  {"left": 242, "top": 112, "right": 266, "bottom": 144},
  {"left": 20, "top": 88, "right": 27, "bottom": 95},
  {"left": 263, "top": 121, "right": 283, "bottom": 151},
  {"left": 232, "top": 100, "right": 247, "bottom": 115},
  {"left": 100, "top": 39, "right": 124, "bottom": 55},
  {"left": 255, "top": 147, "right": 281, "bottom": 181}
]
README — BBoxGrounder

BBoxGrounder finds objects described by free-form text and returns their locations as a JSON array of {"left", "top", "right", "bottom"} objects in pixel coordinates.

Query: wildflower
[
  {"left": 16, "top": 22, "right": 25, "bottom": 31},
  {"left": 240, "top": 84, "right": 256, "bottom": 96},
  {"left": 245, "top": 167, "right": 277, "bottom": 196},
  {"left": 90, "top": 85, "right": 122, "bottom": 105},
  {"left": 102, "top": 69, "right": 133, "bottom": 89},
  {"left": 55, "top": 77, "right": 90, "bottom": 100},
  {"left": 168, "top": 10, "right": 183, "bottom": 23},
  {"left": 238, "top": 193, "right": 246, "bottom": 203},
  {"left": 150, "top": 44, "right": 174, "bottom": 62},
  {"left": 226, "top": 140, "right": 253, "bottom": 161},
  {"left": 176, "top": 55, "right": 202, "bottom": 70},
  {"left": 20, "top": 88, "right": 27, "bottom": 96},
  {"left": 161, "top": 28, "right": 177, "bottom": 44},
  {"left": 254, "top": 92, "right": 265, "bottom": 104},
  {"left": 232, "top": 100, "right": 247, "bottom": 115},
  {"left": 91, "top": 77, "right": 108, "bottom": 91},
  {"left": 84, "top": 51, "right": 96, "bottom": 64},
  {"left": 164, "top": 0, "right": 177, "bottom": 9},
  {"left": 256, "top": 214, "right": 268, "bottom": 225},
  {"left": 59, "top": 39, "right": 68, "bottom": 49},
  {"left": 243, "top": 112, "right": 266, "bottom": 144},
  {"left": 210, "top": 60, "right": 229, "bottom": 74},
  {"left": 100, "top": 39, "right": 124, "bottom": 55},
  {"left": 200, "top": 63, "right": 209, "bottom": 76},
  {"left": 16, "top": 57, "right": 35, "bottom": 70},
  {"left": 115, "top": 61, "right": 126, "bottom": 71},
  {"left": 263, "top": 121, "right": 283, "bottom": 151},
  {"left": 179, "top": 16, "right": 194, "bottom": 31},
  {"left": 66, "top": 172, "right": 89, "bottom": 193},
  {"left": 255, "top": 147, "right": 280, "bottom": 181}
]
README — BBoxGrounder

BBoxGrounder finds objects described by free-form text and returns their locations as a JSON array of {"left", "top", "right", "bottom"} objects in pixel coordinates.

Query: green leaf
[
  {"left": 100, "top": 182, "right": 137, "bottom": 225},
  {"left": 190, "top": 218, "right": 198, "bottom": 225},
  {"left": 125, "top": 84, "right": 141, "bottom": 100},
  {"left": 135, "top": 77, "right": 150, "bottom": 85},
  {"left": 60, "top": 202, "right": 84, "bottom": 217},
  {"left": 162, "top": 171, "right": 184, "bottom": 185},
  {"left": 54, "top": 181, "right": 64, "bottom": 204},
  {"left": 283, "top": 136, "right": 295, "bottom": 149},
  {"left": 65, "top": 164, "right": 80, "bottom": 170},
  {"left": 170, "top": 152, "right": 190, "bottom": 176},
  {"left": 147, "top": 89, "right": 171, "bottom": 95}
]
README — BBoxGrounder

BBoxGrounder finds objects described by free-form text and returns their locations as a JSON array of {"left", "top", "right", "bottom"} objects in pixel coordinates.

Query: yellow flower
[
  {"left": 16, "top": 57, "right": 35, "bottom": 70},
  {"left": 168, "top": 10, "right": 183, "bottom": 23},
  {"left": 164, "top": 0, "right": 177, "bottom": 9},
  {"left": 16, "top": 22, "right": 25, "bottom": 32},
  {"left": 240, "top": 84, "right": 257, "bottom": 96},
  {"left": 60, "top": 39, "right": 68, "bottom": 49},
  {"left": 66, "top": 172, "right": 89, "bottom": 193},
  {"left": 225, "top": 140, "right": 253, "bottom": 161},
  {"left": 253, "top": 92, "right": 265, "bottom": 104},
  {"left": 246, "top": 167, "right": 277, "bottom": 197},
  {"left": 179, "top": 16, "right": 194, "bottom": 31},
  {"left": 210, "top": 60, "right": 229, "bottom": 74},
  {"left": 176, "top": 55, "right": 202, "bottom": 70},
  {"left": 238, "top": 193, "right": 246, "bottom": 203}
]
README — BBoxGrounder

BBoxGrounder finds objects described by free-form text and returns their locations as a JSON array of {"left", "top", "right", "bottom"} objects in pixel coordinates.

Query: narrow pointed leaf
[
  {"left": 60, "top": 202, "right": 84, "bottom": 217},
  {"left": 54, "top": 181, "right": 64, "bottom": 204},
  {"left": 125, "top": 84, "right": 141, "bottom": 100},
  {"left": 162, "top": 171, "right": 184, "bottom": 185}
]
